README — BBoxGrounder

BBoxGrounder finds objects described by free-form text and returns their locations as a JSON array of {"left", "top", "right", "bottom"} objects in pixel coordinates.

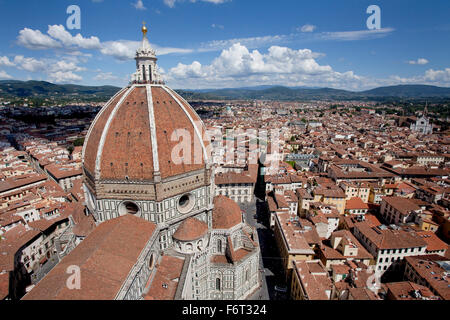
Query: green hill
[
  {"left": 1, "top": 80, "right": 449, "bottom": 102},
  {"left": 177, "top": 84, "right": 450, "bottom": 101},
  {"left": 0, "top": 80, "right": 121, "bottom": 99}
]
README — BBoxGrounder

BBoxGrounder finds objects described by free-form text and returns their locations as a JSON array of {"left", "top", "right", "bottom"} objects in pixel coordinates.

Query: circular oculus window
[
  {"left": 119, "top": 201, "right": 140, "bottom": 216},
  {"left": 177, "top": 193, "right": 195, "bottom": 214}
]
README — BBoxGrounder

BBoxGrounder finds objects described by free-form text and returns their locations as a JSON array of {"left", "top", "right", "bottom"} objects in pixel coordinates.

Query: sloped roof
[
  {"left": 212, "top": 195, "right": 242, "bottom": 229},
  {"left": 173, "top": 217, "right": 208, "bottom": 241},
  {"left": 23, "top": 214, "right": 157, "bottom": 300}
]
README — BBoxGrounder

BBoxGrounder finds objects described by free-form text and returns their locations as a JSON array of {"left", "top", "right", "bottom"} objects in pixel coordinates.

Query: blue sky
[{"left": 0, "top": 0, "right": 448, "bottom": 90}]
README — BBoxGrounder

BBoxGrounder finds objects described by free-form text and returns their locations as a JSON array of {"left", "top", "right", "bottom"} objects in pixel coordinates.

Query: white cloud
[
  {"left": 94, "top": 71, "right": 119, "bottom": 81},
  {"left": 16, "top": 25, "right": 192, "bottom": 61},
  {"left": 48, "top": 71, "right": 83, "bottom": 83},
  {"left": 167, "top": 43, "right": 363, "bottom": 89},
  {"left": 164, "top": 0, "right": 176, "bottom": 7},
  {"left": 0, "top": 56, "right": 15, "bottom": 67},
  {"left": 299, "top": 24, "right": 316, "bottom": 33},
  {"left": 199, "top": 27, "right": 394, "bottom": 53},
  {"left": 199, "top": 34, "right": 288, "bottom": 52},
  {"left": 408, "top": 58, "right": 429, "bottom": 65},
  {"left": 100, "top": 39, "right": 193, "bottom": 60},
  {"left": 17, "top": 25, "right": 100, "bottom": 51},
  {"left": 49, "top": 60, "right": 86, "bottom": 73},
  {"left": 11, "top": 55, "right": 85, "bottom": 83},
  {"left": 47, "top": 25, "right": 101, "bottom": 49},
  {"left": 0, "top": 70, "right": 12, "bottom": 79},
  {"left": 424, "top": 68, "right": 450, "bottom": 82},
  {"left": 387, "top": 68, "right": 450, "bottom": 87},
  {"left": 211, "top": 24, "right": 224, "bottom": 29},
  {"left": 13, "top": 56, "right": 47, "bottom": 72},
  {"left": 164, "top": 0, "right": 229, "bottom": 8},
  {"left": 99, "top": 40, "right": 140, "bottom": 61},
  {"left": 133, "top": 0, "right": 147, "bottom": 10},
  {"left": 17, "top": 28, "right": 61, "bottom": 50},
  {"left": 319, "top": 28, "right": 395, "bottom": 41}
]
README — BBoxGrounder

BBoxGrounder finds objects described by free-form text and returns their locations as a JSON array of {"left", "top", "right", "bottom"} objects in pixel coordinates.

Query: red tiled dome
[
  {"left": 173, "top": 217, "right": 208, "bottom": 241},
  {"left": 83, "top": 85, "right": 210, "bottom": 182},
  {"left": 212, "top": 195, "right": 242, "bottom": 229}
]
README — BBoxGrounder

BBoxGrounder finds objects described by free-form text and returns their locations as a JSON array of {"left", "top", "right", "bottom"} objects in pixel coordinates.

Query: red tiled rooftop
[
  {"left": 145, "top": 255, "right": 185, "bottom": 300},
  {"left": 84, "top": 85, "right": 207, "bottom": 182},
  {"left": 173, "top": 217, "right": 208, "bottom": 241},
  {"left": 345, "top": 197, "right": 369, "bottom": 210},
  {"left": 212, "top": 195, "right": 242, "bottom": 229},
  {"left": 23, "top": 214, "right": 157, "bottom": 300}
]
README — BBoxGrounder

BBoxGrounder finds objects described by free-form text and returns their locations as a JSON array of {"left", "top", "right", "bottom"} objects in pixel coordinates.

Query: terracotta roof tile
[
  {"left": 23, "top": 215, "right": 157, "bottom": 300},
  {"left": 84, "top": 85, "right": 208, "bottom": 182},
  {"left": 145, "top": 255, "right": 185, "bottom": 300},
  {"left": 173, "top": 217, "right": 208, "bottom": 241},
  {"left": 212, "top": 196, "right": 242, "bottom": 229}
]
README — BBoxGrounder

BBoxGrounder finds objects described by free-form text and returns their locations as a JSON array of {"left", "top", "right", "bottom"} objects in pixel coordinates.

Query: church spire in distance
[
  {"left": 424, "top": 101, "right": 428, "bottom": 116},
  {"left": 132, "top": 22, "right": 164, "bottom": 84}
]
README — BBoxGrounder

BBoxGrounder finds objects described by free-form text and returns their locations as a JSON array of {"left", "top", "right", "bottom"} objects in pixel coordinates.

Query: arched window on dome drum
[{"left": 216, "top": 278, "right": 221, "bottom": 291}]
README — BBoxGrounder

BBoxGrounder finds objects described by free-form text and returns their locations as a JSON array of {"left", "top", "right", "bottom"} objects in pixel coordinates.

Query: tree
[{"left": 73, "top": 138, "right": 85, "bottom": 147}]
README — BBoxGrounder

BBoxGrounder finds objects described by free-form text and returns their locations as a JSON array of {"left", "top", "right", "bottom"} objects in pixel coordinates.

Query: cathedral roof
[
  {"left": 82, "top": 25, "right": 210, "bottom": 183},
  {"left": 212, "top": 195, "right": 243, "bottom": 229},
  {"left": 172, "top": 217, "right": 208, "bottom": 241},
  {"left": 23, "top": 214, "right": 157, "bottom": 300},
  {"left": 83, "top": 84, "right": 210, "bottom": 182}
]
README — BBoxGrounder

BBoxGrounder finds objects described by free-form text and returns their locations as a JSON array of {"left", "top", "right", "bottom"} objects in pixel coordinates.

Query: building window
[
  {"left": 217, "top": 239, "right": 222, "bottom": 253},
  {"left": 178, "top": 193, "right": 195, "bottom": 214},
  {"left": 216, "top": 278, "right": 221, "bottom": 290},
  {"left": 149, "top": 253, "right": 156, "bottom": 270},
  {"left": 119, "top": 201, "right": 139, "bottom": 215}
]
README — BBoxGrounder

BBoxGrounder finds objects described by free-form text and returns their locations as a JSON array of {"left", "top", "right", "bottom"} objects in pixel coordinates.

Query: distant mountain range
[
  {"left": 0, "top": 80, "right": 120, "bottom": 100},
  {"left": 177, "top": 85, "right": 450, "bottom": 101},
  {"left": 1, "top": 80, "right": 450, "bottom": 102}
]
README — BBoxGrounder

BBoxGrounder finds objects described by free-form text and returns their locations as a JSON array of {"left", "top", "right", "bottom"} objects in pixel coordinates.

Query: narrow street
[{"left": 240, "top": 197, "right": 289, "bottom": 301}]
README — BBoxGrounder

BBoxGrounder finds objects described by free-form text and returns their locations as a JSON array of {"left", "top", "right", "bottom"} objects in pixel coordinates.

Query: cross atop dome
[{"left": 132, "top": 23, "right": 164, "bottom": 84}]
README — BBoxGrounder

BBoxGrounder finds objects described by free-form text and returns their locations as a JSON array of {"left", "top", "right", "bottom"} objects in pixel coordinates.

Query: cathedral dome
[
  {"left": 83, "top": 85, "right": 210, "bottom": 182},
  {"left": 212, "top": 195, "right": 243, "bottom": 229},
  {"left": 82, "top": 26, "right": 210, "bottom": 185},
  {"left": 173, "top": 217, "right": 208, "bottom": 241}
]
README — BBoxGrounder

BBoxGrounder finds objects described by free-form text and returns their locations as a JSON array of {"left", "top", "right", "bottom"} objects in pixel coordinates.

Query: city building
[
  {"left": 410, "top": 108, "right": 433, "bottom": 135},
  {"left": 403, "top": 255, "right": 450, "bottom": 300},
  {"left": 353, "top": 222, "right": 428, "bottom": 277}
]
